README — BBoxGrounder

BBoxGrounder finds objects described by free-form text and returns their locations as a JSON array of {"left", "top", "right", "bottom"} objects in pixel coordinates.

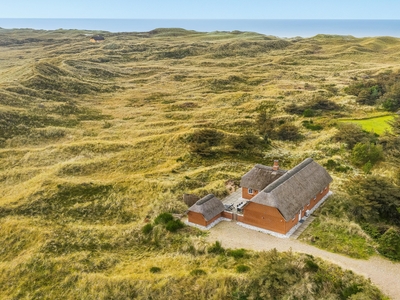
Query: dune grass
[{"left": 0, "top": 27, "right": 399, "bottom": 299}]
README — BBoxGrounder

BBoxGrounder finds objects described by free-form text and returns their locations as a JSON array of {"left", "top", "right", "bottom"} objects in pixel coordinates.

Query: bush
[
  {"left": 275, "top": 123, "right": 301, "bottom": 141},
  {"left": 208, "top": 241, "right": 225, "bottom": 254},
  {"left": 165, "top": 219, "right": 184, "bottom": 232},
  {"left": 305, "top": 258, "right": 319, "bottom": 272},
  {"left": 149, "top": 266, "right": 161, "bottom": 273},
  {"left": 303, "top": 108, "right": 315, "bottom": 117},
  {"left": 187, "top": 128, "right": 224, "bottom": 156},
  {"left": 142, "top": 223, "right": 153, "bottom": 234},
  {"left": 351, "top": 142, "right": 384, "bottom": 167},
  {"left": 226, "top": 133, "right": 263, "bottom": 151},
  {"left": 381, "top": 97, "right": 400, "bottom": 112},
  {"left": 227, "top": 248, "right": 247, "bottom": 259},
  {"left": 346, "top": 175, "right": 400, "bottom": 224},
  {"left": 334, "top": 123, "right": 376, "bottom": 149},
  {"left": 236, "top": 265, "right": 250, "bottom": 273},
  {"left": 302, "top": 120, "right": 323, "bottom": 131},
  {"left": 190, "top": 269, "right": 207, "bottom": 276},
  {"left": 154, "top": 213, "right": 174, "bottom": 225},
  {"left": 324, "top": 159, "right": 351, "bottom": 173},
  {"left": 378, "top": 228, "right": 400, "bottom": 261}
]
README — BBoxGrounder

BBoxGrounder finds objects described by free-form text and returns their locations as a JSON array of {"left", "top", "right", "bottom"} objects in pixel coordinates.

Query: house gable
[{"left": 240, "top": 164, "right": 286, "bottom": 191}]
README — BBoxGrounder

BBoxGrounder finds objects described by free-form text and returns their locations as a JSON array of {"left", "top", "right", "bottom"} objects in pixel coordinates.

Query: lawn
[{"left": 339, "top": 115, "right": 395, "bottom": 135}]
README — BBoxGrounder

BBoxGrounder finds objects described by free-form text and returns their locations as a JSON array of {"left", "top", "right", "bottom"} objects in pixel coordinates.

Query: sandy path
[{"left": 206, "top": 221, "right": 400, "bottom": 300}]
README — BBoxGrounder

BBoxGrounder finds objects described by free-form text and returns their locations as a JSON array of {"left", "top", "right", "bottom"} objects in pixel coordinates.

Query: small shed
[
  {"left": 90, "top": 35, "right": 105, "bottom": 43},
  {"left": 187, "top": 194, "right": 224, "bottom": 227}
]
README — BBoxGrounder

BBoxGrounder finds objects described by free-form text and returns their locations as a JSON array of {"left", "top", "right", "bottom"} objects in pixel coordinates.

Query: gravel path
[{"left": 206, "top": 221, "right": 400, "bottom": 300}]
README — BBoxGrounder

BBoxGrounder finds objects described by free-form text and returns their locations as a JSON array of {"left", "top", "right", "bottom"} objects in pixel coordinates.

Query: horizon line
[{"left": 1, "top": 18, "right": 400, "bottom": 21}]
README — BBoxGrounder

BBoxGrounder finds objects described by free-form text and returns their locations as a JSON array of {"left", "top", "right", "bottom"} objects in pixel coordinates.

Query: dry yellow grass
[{"left": 0, "top": 28, "right": 398, "bottom": 299}]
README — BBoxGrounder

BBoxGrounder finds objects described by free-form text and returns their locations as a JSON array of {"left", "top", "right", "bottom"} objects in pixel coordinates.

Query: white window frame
[{"left": 248, "top": 188, "right": 253, "bottom": 194}]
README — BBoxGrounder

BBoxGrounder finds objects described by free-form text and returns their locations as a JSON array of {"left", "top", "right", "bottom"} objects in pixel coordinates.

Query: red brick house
[
  {"left": 185, "top": 158, "right": 332, "bottom": 236},
  {"left": 239, "top": 158, "right": 332, "bottom": 234}
]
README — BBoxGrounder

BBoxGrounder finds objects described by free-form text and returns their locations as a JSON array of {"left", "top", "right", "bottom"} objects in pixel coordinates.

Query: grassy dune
[{"left": 0, "top": 28, "right": 399, "bottom": 298}]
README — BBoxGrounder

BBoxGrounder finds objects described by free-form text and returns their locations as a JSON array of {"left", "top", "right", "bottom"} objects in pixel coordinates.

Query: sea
[{"left": 0, "top": 19, "right": 400, "bottom": 38}]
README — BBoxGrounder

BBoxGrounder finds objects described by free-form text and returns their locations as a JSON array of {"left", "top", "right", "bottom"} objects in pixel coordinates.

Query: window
[{"left": 248, "top": 188, "right": 253, "bottom": 194}]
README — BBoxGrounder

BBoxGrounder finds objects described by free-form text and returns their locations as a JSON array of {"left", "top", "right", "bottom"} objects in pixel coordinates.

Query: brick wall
[{"left": 242, "top": 187, "right": 259, "bottom": 200}]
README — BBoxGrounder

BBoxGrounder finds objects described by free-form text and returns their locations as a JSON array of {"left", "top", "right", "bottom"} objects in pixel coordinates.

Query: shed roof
[
  {"left": 240, "top": 164, "right": 286, "bottom": 190},
  {"left": 251, "top": 158, "right": 332, "bottom": 221},
  {"left": 188, "top": 194, "right": 224, "bottom": 221}
]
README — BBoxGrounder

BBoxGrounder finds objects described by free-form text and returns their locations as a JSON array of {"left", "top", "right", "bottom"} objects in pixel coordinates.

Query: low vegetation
[{"left": 1, "top": 28, "right": 399, "bottom": 298}]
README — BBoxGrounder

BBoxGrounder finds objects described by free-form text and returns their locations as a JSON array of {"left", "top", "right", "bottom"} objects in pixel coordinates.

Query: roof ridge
[
  {"left": 263, "top": 158, "right": 314, "bottom": 193},
  {"left": 196, "top": 194, "right": 215, "bottom": 205}
]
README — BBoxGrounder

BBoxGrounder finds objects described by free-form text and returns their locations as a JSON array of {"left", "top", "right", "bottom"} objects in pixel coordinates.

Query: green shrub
[
  {"left": 227, "top": 248, "right": 247, "bottom": 259},
  {"left": 165, "top": 219, "right": 184, "bottom": 232},
  {"left": 378, "top": 228, "right": 400, "bottom": 261},
  {"left": 302, "top": 120, "right": 323, "bottom": 131},
  {"left": 303, "top": 108, "right": 315, "bottom": 117},
  {"left": 334, "top": 123, "right": 376, "bottom": 150},
  {"left": 208, "top": 241, "right": 225, "bottom": 254},
  {"left": 142, "top": 223, "right": 153, "bottom": 234},
  {"left": 275, "top": 123, "right": 301, "bottom": 141},
  {"left": 305, "top": 259, "right": 319, "bottom": 272},
  {"left": 149, "top": 266, "right": 161, "bottom": 273},
  {"left": 154, "top": 213, "right": 174, "bottom": 225},
  {"left": 226, "top": 133, "right": 264, "bottom": 151},
  {"left": 351, "top": 142, "right": 384, "bottom": 167},
  {"left": 346, "top": 175, "right": 400, "bottom": 224},
  {"left": 324, "top": 159, "right": 351, "bottom": 173},
  {"left": 190, "top": 269, "right": 206, "bottom": 276},
  {"left": 187, "top": 128, "right": 224, "bottom": 156},
  {"left": 236, "top": 265, "right": 250, "bottom": 273}
]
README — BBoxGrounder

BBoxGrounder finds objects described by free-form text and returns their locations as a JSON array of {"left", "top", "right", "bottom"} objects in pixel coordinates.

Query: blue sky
[{"left": 1, "top": 0, "right": 399, "bottom": 19}]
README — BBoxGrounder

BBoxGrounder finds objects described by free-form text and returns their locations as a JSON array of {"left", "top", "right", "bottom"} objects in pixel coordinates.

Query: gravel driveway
[{"left": 206, "top": 221, "right": 400, "bottom": 300}]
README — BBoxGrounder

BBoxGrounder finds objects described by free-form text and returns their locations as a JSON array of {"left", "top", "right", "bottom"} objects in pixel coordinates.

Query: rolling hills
[{"left": 0, "top": 27, "right": 399, "bottom": 299}]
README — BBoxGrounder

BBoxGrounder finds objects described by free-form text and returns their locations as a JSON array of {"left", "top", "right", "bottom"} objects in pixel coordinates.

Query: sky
[{"left": 0, "top": 0, "right": 399, "bottom": 19}]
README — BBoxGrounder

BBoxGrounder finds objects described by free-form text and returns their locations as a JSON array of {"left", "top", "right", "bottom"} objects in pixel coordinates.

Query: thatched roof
[
  {"left": 251, "top": 158, "right": 332, "bottom": 221},
  {"left": 188, "top": 194, "right": 224, "bottom": 221},
  {"left": 240, "top": 164, "right": 287, "bottom": 190}
]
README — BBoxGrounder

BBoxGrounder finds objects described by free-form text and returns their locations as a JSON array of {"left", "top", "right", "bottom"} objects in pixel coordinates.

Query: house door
[{"left": 298, "top": 211, "right": 302, "bottom": 222}]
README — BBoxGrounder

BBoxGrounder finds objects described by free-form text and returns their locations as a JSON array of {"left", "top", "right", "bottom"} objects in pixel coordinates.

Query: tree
[
  {"left": 356, "top": 89, "right": 373, "bottom": 105},
  {"left": 334, "top": 123, "right": 375, "bottom": 150},
  {"left": 346, "top": 175, "right": 400, "bottom": 224},
  {"left": 351, "top": 142, "right": 384, "bottom": 167}
]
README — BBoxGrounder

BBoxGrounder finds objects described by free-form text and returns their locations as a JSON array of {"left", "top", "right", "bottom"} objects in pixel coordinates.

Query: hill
[{"left": 1, "top": 28, "right": 399, "bottom": 299}]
